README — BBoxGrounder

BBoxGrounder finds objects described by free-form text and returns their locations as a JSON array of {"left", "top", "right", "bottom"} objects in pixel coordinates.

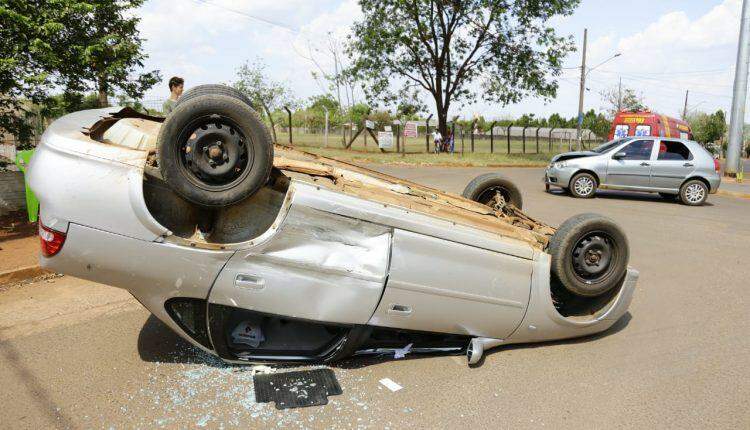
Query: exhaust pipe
[{"left": 467, "top": 337, "right": 505, "bottom": 365}]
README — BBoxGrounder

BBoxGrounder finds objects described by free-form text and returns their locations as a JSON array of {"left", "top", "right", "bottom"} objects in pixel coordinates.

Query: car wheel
[
  {"left": 462, "top": 173, "right": 523, "bottom": 210},
  {"left": 176, "top": 84, "right": 255, "bottom": 110},
  {"left": 548, "top": 213, "right": 629, "bottom": 297},
  {"left": 157, "top": 93, "right": 273, "bottom": 207},
  {"left": 679, "top": 180, "right": 708, "bottom": 206},
  {"left": 569, "top": 173, "right": 597, "bottom": 198},
  {"left": 658, "top": 192, "right": 678, "bottom": 200}
]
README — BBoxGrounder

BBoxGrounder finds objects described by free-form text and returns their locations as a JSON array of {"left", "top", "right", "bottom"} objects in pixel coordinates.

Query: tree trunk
[
  {"left": 97, "top": 77, "right": 109, "bottom": 107},
  {"left": 262, "top": 103, "right": 277, "bottom": 143}
]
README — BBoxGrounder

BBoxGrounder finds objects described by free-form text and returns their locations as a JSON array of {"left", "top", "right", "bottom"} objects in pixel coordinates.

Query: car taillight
[
  {"left": 39, "top": 222, "right": 66, "bottom": 257},
  {"left": 714, "top": 159, "right": 721, "bottom": 173}
]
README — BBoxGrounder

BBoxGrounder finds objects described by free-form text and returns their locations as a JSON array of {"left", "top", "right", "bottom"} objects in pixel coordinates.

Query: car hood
[{"left": 550, "top": 151, "right": 599, "bottom": 163}]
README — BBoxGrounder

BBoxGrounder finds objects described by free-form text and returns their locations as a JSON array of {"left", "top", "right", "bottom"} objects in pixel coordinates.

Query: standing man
[{"left": 162, "top": 76, "right": 184, "bottom": 114}]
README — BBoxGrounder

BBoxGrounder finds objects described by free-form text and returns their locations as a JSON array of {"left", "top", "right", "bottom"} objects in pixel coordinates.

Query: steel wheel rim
[
  {"left": 685, "top": 183, "right": 705, "bottom": 204},
  {"left": 175, "top": 115, "right": 254, "bottom": 191},
  {"left": 574, "top": 177, "right": 594, "bottom": 196},
  {"left": 571, "top": 231, "right": 617, "bottom": 284}
]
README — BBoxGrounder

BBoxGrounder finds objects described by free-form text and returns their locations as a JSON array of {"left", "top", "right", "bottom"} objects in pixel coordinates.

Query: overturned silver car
[{"left": 28, "top": 86, "right": 637, "bottom": 365}]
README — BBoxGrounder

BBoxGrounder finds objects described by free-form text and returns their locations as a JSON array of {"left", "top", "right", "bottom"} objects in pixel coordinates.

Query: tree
[
  {"left": 0, "top": 0, "right": 67, "bottom": 145},
  {"left": 234, "top": 59, "right": 296, "bottom": 143},
  {"left": 1, "top": 0, "right": 159, "bottom": 146},
  {"left": 688, "top": 110, "right": 727, "bottom": 144},
  {"left": 55, "top": 0, "right": 160, "bottom": 107},
  {"left": 345, "top": 0, "right": 579, "bottom": 136},
  {"left": 581, "top": 109, "right": 611, "bottom": 139},
  {"left": 600, "top": 84, "right": 646, "bottom": 119}
]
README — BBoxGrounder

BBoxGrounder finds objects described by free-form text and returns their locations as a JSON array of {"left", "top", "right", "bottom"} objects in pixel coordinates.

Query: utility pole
[
  {"left": 727, "top": 0, "right": 750, "bottom": 176},
  {"left": 576, "top": 28, "right": 588, "bottom": 151},
  {"left": 682, "top": 90, "right": 689, "bottom": 120},
  {"left": 617, "top": 77, "right": 622, "bottom": 112}
]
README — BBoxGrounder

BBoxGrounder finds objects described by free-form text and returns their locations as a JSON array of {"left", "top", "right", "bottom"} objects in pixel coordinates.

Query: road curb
[
  {"left": 717, "top": 189, "right": 750, "bottom": 200},
  {"left": 0, "top": 265, "right": 51, "bottom": 286}
]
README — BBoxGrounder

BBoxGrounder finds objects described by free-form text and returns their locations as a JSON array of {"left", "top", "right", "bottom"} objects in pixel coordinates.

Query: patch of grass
[
  {"left": 275, "top": 131, "right": 592, "bottom": 167},
  {"left": 292, "top": 146, "right": 554, "bottom": 167}
]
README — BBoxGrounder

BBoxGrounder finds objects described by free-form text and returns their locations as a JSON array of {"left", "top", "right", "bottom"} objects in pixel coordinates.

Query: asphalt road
[{"left": 1, "top": 166, "right": 749, "bottom": 429}]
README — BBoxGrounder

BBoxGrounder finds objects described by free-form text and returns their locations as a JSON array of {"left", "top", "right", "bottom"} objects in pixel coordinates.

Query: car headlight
[{"left": 554, "top": 161, "right": 568, "bottom": 169}]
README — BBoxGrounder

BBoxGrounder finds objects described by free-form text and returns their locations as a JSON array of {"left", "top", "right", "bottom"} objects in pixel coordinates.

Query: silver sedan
[{"left": 544, "top": 137, "right": 721, "bottom": 205}]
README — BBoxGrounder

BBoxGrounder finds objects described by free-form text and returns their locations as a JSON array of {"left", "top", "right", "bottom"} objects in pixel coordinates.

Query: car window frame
[
  {"left": 655, "top": 139, "right": 694, "bottom": 161},
  {"left": 610, "top": 138, "right": 656, "bottom": 161}
]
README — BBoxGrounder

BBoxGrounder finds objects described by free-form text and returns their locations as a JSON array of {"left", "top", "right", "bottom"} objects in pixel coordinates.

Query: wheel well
[
  {"left": 682, "top": 176, "right": 711, "bottom": 192},
  {"left": 570, "top": 169, "right": 600, "bottom": 187}
]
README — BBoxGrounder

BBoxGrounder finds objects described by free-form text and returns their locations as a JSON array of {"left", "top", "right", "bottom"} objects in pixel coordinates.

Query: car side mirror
[{"left": 612, "top": 152, "right": 626, "bottom": 160}]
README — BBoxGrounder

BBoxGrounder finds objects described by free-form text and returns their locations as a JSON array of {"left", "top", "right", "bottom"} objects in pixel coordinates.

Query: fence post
[
  {"left": 323, "top": 106, "right": 329, "bottom": 148},
  {"left": 460, "top": 127, "right": 465, "bottom": 156},
  {"left": 425, "top": 114, "right": 433, "bottom": 152},
  {"left": 535, "top": 127, "right": 540, "bottom": 153},
  {"left": 395, "top": 123, "right": 400, "bottom": 153},
  {"left": 506, "top": 123, "right": 512, "bottom": 154},
  {"left": 451, "top": 122, "right": 456, "bottom": 154},
  {"left": 490, "top": 121, "right": 497, "bottom": 153},
  {"left": 283, "top": 106, "right": 292, "bottom": 145},
  {"left": 549, "top": 127, "right": 555, "bottom": 152},
  {"left": 522, "top": 126, "right": 528, "bottom": 154},
  {"left": 469, "top": 119, "right": 476, "bottom": 152}
]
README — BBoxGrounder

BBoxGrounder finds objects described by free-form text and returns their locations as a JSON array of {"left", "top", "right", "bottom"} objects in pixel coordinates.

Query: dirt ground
[
  {"left": 0, "top": 235, "right": 38, "bottom": 273},
  {"left": 0, "top": 166, "right": 749, "bottom": 429}
]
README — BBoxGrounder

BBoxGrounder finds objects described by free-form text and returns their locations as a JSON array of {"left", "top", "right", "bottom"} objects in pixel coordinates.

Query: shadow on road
[
  {"left": 137, "top": 315, "right": 226, "bottom": 368},
  {"left": 137, "top": 309, "right": 632, "bottom": 370},
  {"left": 476, "top": 311, "right": 633, "bottom": 366},
  {"left": 547, "top": 189, "right": 715, "bottom": 206},
  {"left": 0, "top": 341, "right": 76, "bottom": 428}
]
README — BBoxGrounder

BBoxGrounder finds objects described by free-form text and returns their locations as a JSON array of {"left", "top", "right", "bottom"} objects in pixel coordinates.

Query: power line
[{"left": 191, "top": 0, "right": 301, "bottom": 34}]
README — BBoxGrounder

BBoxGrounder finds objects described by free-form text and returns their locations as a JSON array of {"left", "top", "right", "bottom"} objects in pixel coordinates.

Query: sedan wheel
[
  {"left": 570, "top": 173, "right": 597, "bottom": 198},
  {"left": 679, "top": 180, "right": 708, "bottom": 206}
]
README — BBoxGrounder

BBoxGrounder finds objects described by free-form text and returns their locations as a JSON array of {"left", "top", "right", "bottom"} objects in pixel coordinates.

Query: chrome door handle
[
  {"left": 640, "top": 162, "right": 650, "bottom": 166},
  {"left": 683, "top": 162, "right": 694, "bottom": 167},
  {"left": 235, "top": 274, "right": 265, "bottom": 290},
  {"left": 387, "top": 303, "right": 412, "bottom": 316}
]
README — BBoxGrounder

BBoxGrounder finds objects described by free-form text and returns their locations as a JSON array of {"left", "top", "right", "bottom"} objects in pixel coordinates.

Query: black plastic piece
[
  {"left": 254, "top": 368, "right": 342, "bottom": 409},
  {"left": 164, "top": 297, "right": 212, "bottom": 349}
]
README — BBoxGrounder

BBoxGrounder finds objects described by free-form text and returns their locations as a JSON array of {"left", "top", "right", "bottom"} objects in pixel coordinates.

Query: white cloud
[{"left": 132, "top": 0, "right": 746, "bottom": 121}]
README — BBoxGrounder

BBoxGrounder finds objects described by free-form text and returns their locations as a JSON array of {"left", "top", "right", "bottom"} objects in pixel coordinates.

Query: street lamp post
[{"left": 575, "top": 28, "right": 621, "bottom": 150}]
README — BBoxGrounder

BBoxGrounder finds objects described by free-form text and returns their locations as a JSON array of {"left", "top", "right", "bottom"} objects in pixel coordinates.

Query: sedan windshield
[{"left": 592, "top": 139, "right": 629, "bottom": 154}]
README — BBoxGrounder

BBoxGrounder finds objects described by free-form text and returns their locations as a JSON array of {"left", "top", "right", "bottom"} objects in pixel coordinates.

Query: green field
[{"left": 276, "top": 131, "right": 598, "bottom": 166}]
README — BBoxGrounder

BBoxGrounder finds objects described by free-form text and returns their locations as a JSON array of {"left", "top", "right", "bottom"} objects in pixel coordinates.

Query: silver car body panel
[
  {"left": 28, "top": 108, "right": 638, "bottom": 362},
  {"left": 545, "top": 137, "right": 721, "bottom": 194}
]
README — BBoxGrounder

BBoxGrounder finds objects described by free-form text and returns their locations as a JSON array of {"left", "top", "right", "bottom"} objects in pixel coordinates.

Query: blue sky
[{"left": 136, "top": 0, "right": 744, "bottom": 120}]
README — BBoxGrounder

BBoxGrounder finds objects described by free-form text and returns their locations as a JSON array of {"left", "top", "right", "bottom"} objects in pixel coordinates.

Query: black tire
[
  {"left": 569, "top": 172, "right": 597, "bottom": 198},
  {"left": 679, "top": 179, "right": 708, "bottom": 206},
  {"left": 549, "top": 213, "right": 629, "bottom": 297},
  {"left": 176, "top": 84, "right": 255, "bottom": 110},
  {"left": 462, "top": 173, "right": 523, "bottom": 210},
  {"left": 157, "top": 94, "right": 273, "bottom": 207},
  {"left": 658, "top": 192, "right": 678, "bottom": 200}
]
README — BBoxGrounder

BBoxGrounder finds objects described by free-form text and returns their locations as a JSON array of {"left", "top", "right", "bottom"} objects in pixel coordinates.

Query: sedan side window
[
  {"left": 618, "top": 140, "right": 654, "bottom": 160},
  {"left": 657, "top": 140, "right": 693, "bottom": 161}
]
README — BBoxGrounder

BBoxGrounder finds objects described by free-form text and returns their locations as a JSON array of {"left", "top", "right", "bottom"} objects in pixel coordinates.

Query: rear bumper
[
  {"left": 707, "top": 175, "right": 721, "bottom": 194},
  {"left": 41, "top": 222, "right": 234, "bottom": 355}
]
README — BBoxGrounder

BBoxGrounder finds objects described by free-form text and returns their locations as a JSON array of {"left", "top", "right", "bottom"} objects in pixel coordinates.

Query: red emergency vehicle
[{"left": 607, "top": 110, "right": 692, "bottom": 141}]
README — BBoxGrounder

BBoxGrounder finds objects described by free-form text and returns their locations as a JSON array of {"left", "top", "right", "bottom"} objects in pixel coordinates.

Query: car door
[
  {"left": 367, "top": 229, "right": 532, "bottom": 340},
  {"left": 649, "top": 140, "right": 695, "bottom": 191},
  {"left": 605, "top": 139, "right": 656, "bottom": 189},
  {"left": 208, "top": 204, "right": 392, "bottom": 325}
]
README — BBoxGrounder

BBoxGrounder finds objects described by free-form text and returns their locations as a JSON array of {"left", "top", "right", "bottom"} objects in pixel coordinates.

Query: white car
[{"left": 29, "top": 86, "right": 637, "bottom": 365}]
